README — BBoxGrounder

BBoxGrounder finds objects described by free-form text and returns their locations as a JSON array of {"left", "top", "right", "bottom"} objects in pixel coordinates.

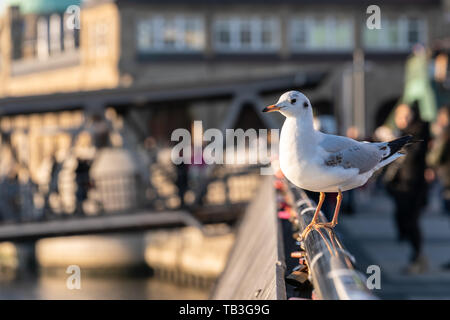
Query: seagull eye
[
  {"left": 303, "top": 102, "right": 309, "bottom": 108},
  {"left": 290, "top": 99, "right": 296, "bottom": 104}
]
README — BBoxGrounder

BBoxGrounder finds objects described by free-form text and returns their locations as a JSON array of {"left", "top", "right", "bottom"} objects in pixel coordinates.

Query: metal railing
[{"left": 276, "top": 178, "right": 377, "bottom": 300}]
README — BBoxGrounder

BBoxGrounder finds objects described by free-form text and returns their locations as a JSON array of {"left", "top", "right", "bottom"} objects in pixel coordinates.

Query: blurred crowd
[
  {"left": 312, "top": 44, "right": 450, "bottom": 275},
  {"left": 377, "top": 102, "right": 449, "bottom": 274},
  {"left": 369, "top": 45, "right": 449, "bottom": 275},
  {"left": 372, "top": 45, "right": 450, "bottom": 275}
]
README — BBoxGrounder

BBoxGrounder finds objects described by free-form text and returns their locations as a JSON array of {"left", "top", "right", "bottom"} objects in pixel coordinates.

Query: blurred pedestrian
[
  {"left": 428, "top": 106, "right": 450, "bottom": 211},
  {"left": 173, "top": 147, "right": 189, "bottom": 209},
  {"left": 43, "top": 156, "right": 62, "bottom": 218},
  {"left": 0, "top": 169, "right": 19, "bottom": 222},
  {"left": 75, "top": 158, "right": 92, "bottom": 215},
  {"left": 403, "top": 44, "right": 437, "bottom": 122},
  {"left": 384, "top": 102, "right": 430, "bottom": 274},
  {"left": 427, "top": 106, "right": 450, "bottom": 269},
  {"left": 176, "top": 161, "right": 189, "bottom": 209},
  {"left": 144, "top": 136, "right": 158, "bottom": 164},
  {"left": 189, "top": 142, "right": 208, "bottom": 207},
  {"left": 431, "top": 46, "right": 449, "bottom": 109},
  {"left": 17, "top": 167, "right": 37, "bottom": 222},
  {"left": 91, "top": 114, "right": 110, "bottom": 148}
]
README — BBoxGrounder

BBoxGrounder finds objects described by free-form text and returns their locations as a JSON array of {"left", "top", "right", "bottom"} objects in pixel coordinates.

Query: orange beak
[{"left": 262, "top": 104, "right": 280, "bottom": 113}]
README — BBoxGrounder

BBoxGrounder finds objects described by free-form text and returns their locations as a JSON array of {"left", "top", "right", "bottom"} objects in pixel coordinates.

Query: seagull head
[{"left": 262, "top": 91, "right": 312, "bottom": 118}]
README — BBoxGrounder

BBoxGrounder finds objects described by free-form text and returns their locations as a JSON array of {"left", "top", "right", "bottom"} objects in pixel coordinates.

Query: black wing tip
[
  {"left": 398, "top": 134, "right": 414, "bottom": 141},
  {"left": 384, "top": 135, "right": 415, "bottom": 160}
]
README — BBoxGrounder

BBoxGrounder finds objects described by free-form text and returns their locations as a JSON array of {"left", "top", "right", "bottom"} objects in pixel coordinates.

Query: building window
[
  {"left": 137, "top": 15, "right": 205, "bottom": 53},
  {"left": 49, "top": 14, "right": 62, "bottom": 54},
  {"left": 37, "top": 17, "right": 49, "bottom": 60},
  {"left": 363, "top": 17, "right": 426, "bottom": 51},
  {"left": 213, "top": 17, "right": 280, "bottom": 52},
  {"left": 407, "top": 18, "right": 422, "bottom": 45},
  {"left": 63, "top": 12, "right": 79, "bottom": 51},
  {"left": 33, "top": 14, "right": 80, "bottom": 61},
  {"left": 289, "top": 16, "right": 354, "bottom": 51},
  {"left": 89, "top": 21, "right": 109, "bottom": 58}
]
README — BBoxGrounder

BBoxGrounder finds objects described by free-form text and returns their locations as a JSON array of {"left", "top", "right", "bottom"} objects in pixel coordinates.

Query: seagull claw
[
  {"left": 300, "top": 221, "right": 337, "bottom": 241},
  {"left": 299, "top": 223, "right": 316, "bottom": 241}
]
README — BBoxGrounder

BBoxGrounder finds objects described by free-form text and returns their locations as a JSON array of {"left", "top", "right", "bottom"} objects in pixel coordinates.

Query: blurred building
[{"left": 0, "top": 0, "right": 448, "bottom": 155}]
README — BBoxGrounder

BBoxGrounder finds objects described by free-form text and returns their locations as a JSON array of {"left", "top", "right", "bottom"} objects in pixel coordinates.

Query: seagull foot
[
  {"left": 314, "top": 222, "right": 337, "bottom": 230},
  {"left": 300, "top": 222, "right": 337, "bottom": 241},
  {"left": 299, "top": 222, "right": 320, "bottom": 241}
]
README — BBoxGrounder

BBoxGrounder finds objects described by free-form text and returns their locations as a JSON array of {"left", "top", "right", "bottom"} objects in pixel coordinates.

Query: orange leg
[
  {"left": 316, "top": 190, "right": 342, "bottom": 229},
  {"left": 300, "top": 192, "right": 325, "bottom": 240}
]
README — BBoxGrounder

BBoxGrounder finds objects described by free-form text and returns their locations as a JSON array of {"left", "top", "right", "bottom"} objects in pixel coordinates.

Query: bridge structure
[
  {"left": 0, "top": 74, "right": 321, "bottom": 242},
  {"left": 0, "top": 159, "right": 264, "bottom": 242}
]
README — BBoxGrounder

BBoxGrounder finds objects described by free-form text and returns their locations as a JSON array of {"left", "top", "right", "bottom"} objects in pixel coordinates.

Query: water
[{"left": 0, "top": 273, "right": 210, "bottom": 299}]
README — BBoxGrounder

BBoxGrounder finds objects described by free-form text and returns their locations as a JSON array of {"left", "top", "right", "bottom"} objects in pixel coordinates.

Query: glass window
[
  {"left": 185, "top": 19, "right": 203, "bottom": 49},
  {"left": 386, "top": 20, "right": 400, "bottom": 47},
  {"left": 137, "top": 15, "right": 205, "bottom": 53},
  {"left": 407, "top": 18, "right": 421, "bottom": 46},
  {"left": 217, "top": 24, "right": 231, "bottom": 46},
  {"left": 37, "top": 17, "right": 49, "bottom": 60},
  {"left": 291, "top": 20, "right": 307, "bottom": 46},
  {"left": 309, "top": 18, "right": 327, "bottom": 49},
  {"left": 49, "top": 14, "right": 62, "bottom": 54},
  {"left": 213, "top": 17, "right": 279, "bottom": 52},
  {"left": 137, "top": 21, "right": 152, "bottom": 49},
  {"left": 240, "top": 21, "right": 252, "bottom": 48},
  {"left": 94, "top": 22, "right": 109, "bottom": 57},
  {"left": 13, "top": 13, "right": 78, "bottom": 62},
  {"left": 63, "top": 12, "right": 79, "bottom": 51},
  {"left": 289, "top": 16, "right": 353, "bottom": 51},
  {"left": 163, "top": 19, "right": 177, "bottom": 49},
  {"left": 261, "top": 21, "right": 274, "bottom": 48},
  {"left": 335, "top": 18, "right": 353, "bottom": 49}
]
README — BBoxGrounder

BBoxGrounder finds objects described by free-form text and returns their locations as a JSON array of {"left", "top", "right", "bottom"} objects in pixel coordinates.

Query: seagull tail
[
  {"left": 373, "top": 135, "right": 416, "bottom": 171},
  {"left": 376, "top": 152, "right": 404, "bottom": 171},
  {"left": 383, "top": 135, "right": 414, "bottom": 161}
]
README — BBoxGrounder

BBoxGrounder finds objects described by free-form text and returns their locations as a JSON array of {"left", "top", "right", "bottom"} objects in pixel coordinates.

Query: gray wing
[
  {"left": 318, "top": 133, "right": 362, "bottom": 153},
  {"left": 320, "top": 134, "right": 385, "bottom": 173}
]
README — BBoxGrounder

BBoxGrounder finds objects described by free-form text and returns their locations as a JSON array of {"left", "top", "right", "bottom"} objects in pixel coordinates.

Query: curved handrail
[{"left": 277, "top": 178, "right": 377, "bottom": 300}]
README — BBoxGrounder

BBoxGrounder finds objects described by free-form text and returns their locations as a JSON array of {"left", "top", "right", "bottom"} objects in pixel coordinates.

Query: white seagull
[{"left": 263, "top": 91, "right": 413, "bottom": 240}]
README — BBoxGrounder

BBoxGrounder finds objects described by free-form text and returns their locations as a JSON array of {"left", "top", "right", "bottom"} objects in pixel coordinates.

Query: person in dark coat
[
  {"left": 427, "top": 106, "right": 450, "bottom": 269},
  {"left": 428, "top": 106, "right": 450, "bottom": 214},
  {"left": 175, "top": 162, "right": 189, "bottom": 209},
  {"left": 384, "top": 101, "right": 430, "bottom": 274},
  {"left": 43, "top": 156, "right": 62, "bottom": 218},
  {"left": 174, "top": 148, "right": 189, "bottom": 209},
  {"left": 75, "top": 159, "right": 91, "bottom": 215}
]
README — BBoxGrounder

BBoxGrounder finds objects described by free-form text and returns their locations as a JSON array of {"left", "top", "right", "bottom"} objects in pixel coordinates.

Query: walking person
[
  {"left": 0, "top": 169, "right": 19, "bottom": 223},
  {"left": 43, "top": 156, "right": 62, "bottom": 218},
  {"left": 384, "top": 102, "right": 430, "bottom": 274},
  {"left": 175, "top": 161, "right": 189, "bottom": 209},
  {"left": 427, "top": 106, "right": 450, "bottom": 269},
  {"left": 75, "top": 158, "right": 91, "bottom": 216}
]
